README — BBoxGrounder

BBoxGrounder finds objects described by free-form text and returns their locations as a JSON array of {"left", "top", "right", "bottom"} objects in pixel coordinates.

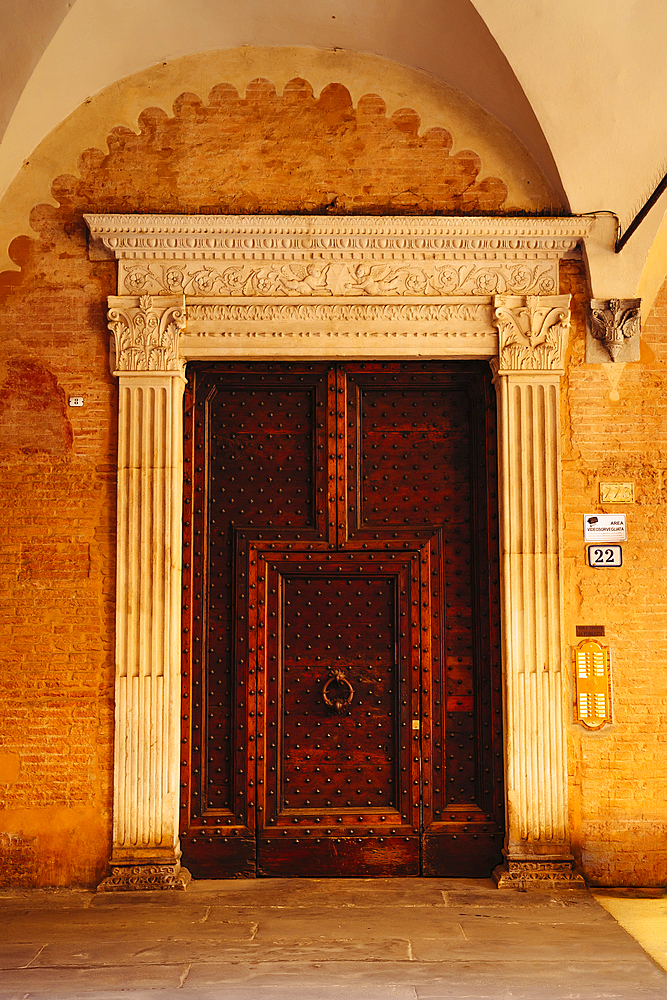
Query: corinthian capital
[
  {"left": 108, "top": 295, "right": 185, "bottom": 375},
  {"left": 493, "top": 295, "right": 571, "bottom": 373}
]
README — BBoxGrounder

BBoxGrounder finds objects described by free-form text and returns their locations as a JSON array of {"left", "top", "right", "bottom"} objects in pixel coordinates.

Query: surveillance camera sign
[{"left": 584, "top": 514, "right": 627, "bottom": 542}]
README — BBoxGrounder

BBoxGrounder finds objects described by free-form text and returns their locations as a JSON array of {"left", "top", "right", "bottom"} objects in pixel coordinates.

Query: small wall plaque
[
  {"left": 584, "top": 514, "right": 627, "bottom": 542},
  {"left": 576, "top": 625, "right": 606, "bottom": 637},
  {"left": 600, "top": 482, "right": 634, "bottom": 504},
  {"left": 572, "top": 639, "right": 613, "bottom": 730},
  {"left": 587, "top": 544, "right": 623, "bottom": 567}
]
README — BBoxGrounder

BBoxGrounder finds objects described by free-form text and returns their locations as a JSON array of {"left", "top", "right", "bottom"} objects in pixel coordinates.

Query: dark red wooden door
[{"left": 181, "top": 362, "right": 504, "bottom": 878}]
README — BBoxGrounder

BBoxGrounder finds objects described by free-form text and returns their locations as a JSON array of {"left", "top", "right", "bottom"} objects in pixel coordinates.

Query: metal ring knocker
[{"left": 322, "top": 668, "right": 354, "bottom": 714}]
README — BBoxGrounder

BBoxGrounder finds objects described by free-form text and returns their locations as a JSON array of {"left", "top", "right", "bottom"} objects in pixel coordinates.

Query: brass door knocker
[{"left": 322, "top": 668, "right": 354, "bottom": 714}]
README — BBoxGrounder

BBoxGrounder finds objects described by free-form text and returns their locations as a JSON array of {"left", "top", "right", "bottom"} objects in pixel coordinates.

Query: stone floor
[{"left": 1, "top": 879, "right": 666, "bottom": 1000}]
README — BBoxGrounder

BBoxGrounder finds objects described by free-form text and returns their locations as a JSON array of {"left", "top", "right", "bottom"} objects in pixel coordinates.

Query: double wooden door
[{"left": 181, "top": 362, "right": 504, "bottom": 877}]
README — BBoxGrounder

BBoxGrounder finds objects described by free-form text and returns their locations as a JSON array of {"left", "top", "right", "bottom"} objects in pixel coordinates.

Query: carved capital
[
  {"left": 494, "top": 294, "right": 571, "bottom": 372},
  {"left": 108, "top": 295, "right": 185, "bottom": 374},
  {"left": 98, "top": 860, "right": 192, "bottom": 892},
  {"left": 588, "top": 298, "right": 640, "bottom": 362},
  {"left": 493, "top": 860, "right": 586, "bottom": 889}
]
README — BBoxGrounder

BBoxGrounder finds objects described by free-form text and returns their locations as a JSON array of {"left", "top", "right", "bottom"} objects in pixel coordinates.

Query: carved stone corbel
[{"left": 587, "top": 298, "right": 641, "bottom": 363}]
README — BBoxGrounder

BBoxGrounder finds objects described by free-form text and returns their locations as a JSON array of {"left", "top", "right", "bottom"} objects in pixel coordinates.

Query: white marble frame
[{"left": 85, "top": 214, "right": 592, "bottom": 889}]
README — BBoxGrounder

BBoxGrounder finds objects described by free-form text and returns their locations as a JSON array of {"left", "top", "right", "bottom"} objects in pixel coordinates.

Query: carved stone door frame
[{"left": 85, "top": 214, "right": 591, "bottom": 889}]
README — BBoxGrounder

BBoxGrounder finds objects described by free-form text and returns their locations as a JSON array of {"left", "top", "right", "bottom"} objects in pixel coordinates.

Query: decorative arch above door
[{"left": 84, "top": 213, "right": 591, "bottom": 890}]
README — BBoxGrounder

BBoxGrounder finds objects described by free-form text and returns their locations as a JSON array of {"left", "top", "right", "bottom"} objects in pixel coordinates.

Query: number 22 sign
[{"left": 588, "top": 545, "right": 623, "bottom": 568}]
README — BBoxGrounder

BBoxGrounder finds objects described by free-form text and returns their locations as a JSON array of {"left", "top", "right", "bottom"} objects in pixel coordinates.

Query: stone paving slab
[
  {"left": 0, "top": 889, "right": 96, "bottom": 910},
  {"left": 594, "top": 892, "right": 667, "bottom": 972},
  {"left": 145, "top": 877, "right": 453, "bottom": 908},
  {"left": 30, "top": 936, "right": 411, "bottom": 966},
  {"left": 234, "top": 905, "right": 466, "bottom": 941},
  {"left": 0, "top": 990, "right": 417, "bottom": 1000},
  {"left": 0, "top": 963, "right": 188, "bottom": 994},
  {"left": 0, "top": 943, "right": 45, "bottom": 970},
  {"left": 1, "top": 909, "right": 244, "bottom": 944},
  {"left": 411, "top": 926, "right": 645, "bottom": 961},
  {"left": 181, "top": 957, "right": 667, "bottom": 989}
]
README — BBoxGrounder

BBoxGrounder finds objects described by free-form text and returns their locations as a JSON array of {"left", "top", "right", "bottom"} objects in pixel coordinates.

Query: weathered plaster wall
[{"left": 0, "top": 47, "right": 558, "bottom": 275}]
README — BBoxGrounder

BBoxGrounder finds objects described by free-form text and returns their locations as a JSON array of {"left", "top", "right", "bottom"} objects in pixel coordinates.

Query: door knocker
[{"left": 322, "top": 668, "right": 354, "bottom": 714}]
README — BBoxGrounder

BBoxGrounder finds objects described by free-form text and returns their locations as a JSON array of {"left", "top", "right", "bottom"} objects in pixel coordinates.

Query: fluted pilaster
[
  {"left": 492, "top": 295, "right": 584, "bottom": 887},
  {"left": 99, "top": 297, "right": 189, "bottom": 891}
]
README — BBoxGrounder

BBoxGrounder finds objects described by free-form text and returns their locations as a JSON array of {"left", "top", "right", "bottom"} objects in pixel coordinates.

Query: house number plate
[{"left": 588, "top": 544, "right": 623, "bottom": 568}]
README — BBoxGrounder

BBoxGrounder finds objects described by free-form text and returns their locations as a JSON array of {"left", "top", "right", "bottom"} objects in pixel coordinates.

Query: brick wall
[
  {"left": 0, "top": 75, "right": 665, "bottom": 886},
  {"left": 563, "top": 260, "right": 667, "bottom": 885}
]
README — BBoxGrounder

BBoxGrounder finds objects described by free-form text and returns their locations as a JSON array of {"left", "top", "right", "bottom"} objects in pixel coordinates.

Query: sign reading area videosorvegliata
[{"left": 584, "top": 513, "right": 627, "bottom": 542}]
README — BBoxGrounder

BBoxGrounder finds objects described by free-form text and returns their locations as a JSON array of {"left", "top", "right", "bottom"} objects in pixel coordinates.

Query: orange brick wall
[
  {"left": 0, "top": 76, "right": 665, "bottom": 886},
  {"left": 562, "top": 261, "right": 667, "bottom": 886}
]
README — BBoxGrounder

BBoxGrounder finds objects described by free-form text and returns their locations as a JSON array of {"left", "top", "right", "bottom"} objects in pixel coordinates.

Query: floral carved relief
[
  {"left": 99, "top": 863, "right": 191, "bottom": 892},
  {"left": 119, "top": 259, "right": 558, "bottom": 299},
  {"left": 588, "top": 297, "right": 641, "bottom": 362},
  {"left": 494, "top": 294, "right": 571, "bottom": 371},
  {"left": 186, "top": 302, "right": 491, "bottom": 324},
  {"left": 108, "top": 295, "right": 185, "bottom": 373}
]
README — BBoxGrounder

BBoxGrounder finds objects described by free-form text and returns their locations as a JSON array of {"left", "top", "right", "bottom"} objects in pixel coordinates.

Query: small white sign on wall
[
  {"left": 584, "top": 514, "right": 627, "bottom": 542},
  {"left": 588, "top": 544, "right": 623, "bottom": 568}
]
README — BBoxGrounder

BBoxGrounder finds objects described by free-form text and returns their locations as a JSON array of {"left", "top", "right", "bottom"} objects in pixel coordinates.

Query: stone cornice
[
  {"left": 93, "top": 215, "right": 582, "bottom": 366},
  {"left": 85, "top": 214, "right": 593, "bottom": 261}
]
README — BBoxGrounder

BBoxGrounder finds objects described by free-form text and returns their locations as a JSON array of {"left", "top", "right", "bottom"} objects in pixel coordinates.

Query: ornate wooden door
[{"left": 181, "top": 362, "right": 504, "bottom": 877}]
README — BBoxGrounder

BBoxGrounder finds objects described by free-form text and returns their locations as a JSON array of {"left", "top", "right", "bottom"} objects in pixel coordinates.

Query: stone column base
[
  {"left": 493, "top": 859, "right": 586, "bottom": 889},
  {"left": 97, "top": 860, "right": 192, "bottom": 892}
]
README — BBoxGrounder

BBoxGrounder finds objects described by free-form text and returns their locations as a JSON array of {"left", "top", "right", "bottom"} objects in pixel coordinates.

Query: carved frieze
[
  {"left": 108, "top": 295, "right": 185, "bottom": 374},
  {"left": 118, "top": 259, "right": 559, "bottom": 298},
  {"left": 186, "top": 302, "right": 490, "bottom": 324},
  {"left": 181, "top": 299, "right": 496, "bottom": 358},
  {"left": 494, "top": 295, "right": 571, "bottom": 372},
  {"left": 587, "top": 297, "right": 641, "bottom": 363}
]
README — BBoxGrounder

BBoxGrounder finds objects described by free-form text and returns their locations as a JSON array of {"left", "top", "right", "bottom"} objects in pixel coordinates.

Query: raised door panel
[
  {"left": 341, "top": 364, "right": 504, "bottom": 875},
  {"left": 180, "top": 364, "right": 330, "bottom": 877}
]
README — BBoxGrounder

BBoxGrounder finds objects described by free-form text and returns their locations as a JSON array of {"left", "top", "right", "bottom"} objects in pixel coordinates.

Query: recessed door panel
[
  {"left": 181, "top": 362, "right": 503, "bottom": 878},
  {"left": 254, "top": 556, "right": 421, "bottom": 876}
]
